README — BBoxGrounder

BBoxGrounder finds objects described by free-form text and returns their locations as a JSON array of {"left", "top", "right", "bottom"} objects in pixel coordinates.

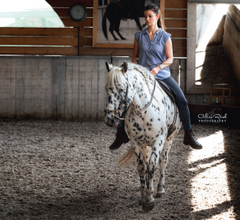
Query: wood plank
[
  {"left": 165, "top": 10, "right": 187, "bottom": 19},
  {"left": 0, "top": 37, "right": 78, "bottom": 46},
  {"left": 165, "top": 0, "right": 187, "bottom": 9},
  {"left": 61, "top": 18, "right": 80, "bottom": 27},
  {"left": 172, "top": 39, "right": 187, "bottom": 47},
  {"left": 165, "top": 19, "right": 187, "bottom": 28},
  {"left": 0, "top": 47, "right": 78, "bottom": 55},
  {"left": 61, "top": 17, "right": 92, "bottom": 27},
  {"left": 78, "top": 47, "right": 133, "bottom": 56},
  {"left": 166, "top": 29, "right": 187, "bottom": 38},
  {"left": 79, "top": 28, "right": 92, "bottom": 37},
  {"left": 0, "top": 27, "right": 78, "bottom": 37},
  {"left": 173, "top": 47, "right": 186, "bottom": 58},
  {"left": 47, "top": 0, "right": 93, "bottom": 7},
  {"left": 78, "top": 45, "right": 185, "bottom": 57}
]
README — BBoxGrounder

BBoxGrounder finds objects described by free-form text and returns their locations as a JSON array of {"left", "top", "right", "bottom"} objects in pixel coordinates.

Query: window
[{"left": 0, "top": 0, "right": 63, "bottom": 27}]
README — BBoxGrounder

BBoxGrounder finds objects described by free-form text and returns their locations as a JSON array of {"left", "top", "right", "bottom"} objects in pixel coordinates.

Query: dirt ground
[{"left": 0, "top": 119, "right": 240, "bottom": 220}]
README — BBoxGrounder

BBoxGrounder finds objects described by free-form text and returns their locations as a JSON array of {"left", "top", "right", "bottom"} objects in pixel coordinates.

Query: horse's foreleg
[
  {"left": 137, "top": 155, "right": 147, "bottom": 205},
  {"left": 157, "top": 140, "right": 172, "bottom": 198},
  {"left": 115, "top": 20, "right": 126, "bottom": 40},
  {"left": 109, "top": 22, "right": 119, "bottom": 40},
  {"left": 142, "top": 148, "right": 160, "bottom": 211}
]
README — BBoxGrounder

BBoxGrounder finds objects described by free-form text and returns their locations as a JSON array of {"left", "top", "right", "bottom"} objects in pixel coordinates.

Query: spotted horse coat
[{"left": 104, "top": 61, "right": 182, "bottom": 211}]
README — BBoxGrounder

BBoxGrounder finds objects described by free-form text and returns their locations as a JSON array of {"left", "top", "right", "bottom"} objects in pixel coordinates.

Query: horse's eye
[{"left": 119, "top": 89, "right": 123, "bottom": 93}]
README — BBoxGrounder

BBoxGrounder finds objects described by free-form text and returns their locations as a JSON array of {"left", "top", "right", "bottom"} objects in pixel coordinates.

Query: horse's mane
[
  {"left": 132, "top": 64, "right": 155, "bottom": 84},
  {"left": 105, "top": 67, "right": 127, "bottom": 90}
]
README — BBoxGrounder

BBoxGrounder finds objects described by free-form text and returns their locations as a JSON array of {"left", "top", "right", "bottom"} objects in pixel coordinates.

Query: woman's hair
[{"left": 144, "top": 4, "right": 165, "bottom": 31}]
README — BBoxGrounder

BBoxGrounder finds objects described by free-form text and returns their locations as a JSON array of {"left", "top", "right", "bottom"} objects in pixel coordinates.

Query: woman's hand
[{"left": 150, "top": 66, "right": 161, "bottom": 75}]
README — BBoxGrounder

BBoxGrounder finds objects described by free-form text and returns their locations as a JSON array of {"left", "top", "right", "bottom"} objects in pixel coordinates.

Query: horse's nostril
[{"left": 111, "top": 119, "right": 115, "bottom": 124}]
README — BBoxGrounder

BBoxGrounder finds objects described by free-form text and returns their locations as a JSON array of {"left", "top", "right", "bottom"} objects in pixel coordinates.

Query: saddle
[{"left": 156, "top": 79, "right": 176, "bottom": 104}]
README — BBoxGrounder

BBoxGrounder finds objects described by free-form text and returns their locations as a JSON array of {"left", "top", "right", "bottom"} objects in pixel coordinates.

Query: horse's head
[{"left": 104, "top": 61, "right": 133, "bottom": 127}]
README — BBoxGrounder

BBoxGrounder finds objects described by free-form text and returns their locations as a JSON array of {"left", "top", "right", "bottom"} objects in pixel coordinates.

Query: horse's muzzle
[
  {"left": 105, "top": 117, "right": 117, "bottom": 127},
  {"left": 104, "top": 109, "right": 118, "bottom": 127}
]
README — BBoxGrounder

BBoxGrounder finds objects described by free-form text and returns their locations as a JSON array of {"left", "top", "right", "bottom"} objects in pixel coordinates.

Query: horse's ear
[
  {"left": 121, "top": 61, "right": 128, "bottom": 74},
  {"left": 105, "top": 61, "right": 113, "bottom": 72}
]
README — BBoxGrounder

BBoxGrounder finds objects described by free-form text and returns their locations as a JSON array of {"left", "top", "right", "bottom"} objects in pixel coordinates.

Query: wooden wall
[
  {"left": 164, "top": 0, "right": 187, "bottom": 57},
  {"left": 0, "top": 0, "right": 187, "bottom": 57}
]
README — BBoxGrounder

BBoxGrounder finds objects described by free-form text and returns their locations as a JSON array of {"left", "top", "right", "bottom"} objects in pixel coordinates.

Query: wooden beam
[
  {"left": 0, "top": 27, "right": 78, "bottom": 37},
  {"left": 165, "top": 0, "right": 187, "bottom": 9},
  {"left": 165, "top": 20, "right": 187, "bottom": 28},
  {"left": 0, "top": 47, "right": 78, "bottom": 55},
  {"left": 165, "top": 10, "right": 187, "bottom": 19},
  {"left": 47, "top": 0, "right": 93, "bottom": 7},
  {"left": 166, "top": 29, "right": 187, "bottom": 38},
  {"left": 0, "top": 37, "right": 78, "bottom": 46}
]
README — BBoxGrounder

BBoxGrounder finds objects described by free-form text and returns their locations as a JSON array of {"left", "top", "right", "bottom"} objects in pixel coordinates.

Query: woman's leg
[
  {"left": 162, "top": 76, "right": 191, "bottom": 130},
  {"left": 162, "top": 76, "right": 202, "bottom": 149}
]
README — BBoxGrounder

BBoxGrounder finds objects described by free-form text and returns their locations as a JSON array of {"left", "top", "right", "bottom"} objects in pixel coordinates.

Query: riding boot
[
  {"left": 183, "top": 130, "right": 203, "bottom": 150},
  {"left": 109, "top": 122, "right": 129, "bottom": 150}
]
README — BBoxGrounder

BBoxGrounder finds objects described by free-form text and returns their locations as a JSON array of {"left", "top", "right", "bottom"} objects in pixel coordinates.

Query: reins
[{"left": 109, "top": 80, "right": 156, "bottom": 121}]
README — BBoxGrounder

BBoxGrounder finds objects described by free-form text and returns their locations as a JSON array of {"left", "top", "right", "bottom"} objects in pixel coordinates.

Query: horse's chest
[{"left": 126, "top": 116, "right": 166, "bottom": 145}]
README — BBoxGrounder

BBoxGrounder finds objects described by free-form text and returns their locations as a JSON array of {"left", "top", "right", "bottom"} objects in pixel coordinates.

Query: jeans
[{"left": 161, "top": 76, "right": 191, "bottom": 130}]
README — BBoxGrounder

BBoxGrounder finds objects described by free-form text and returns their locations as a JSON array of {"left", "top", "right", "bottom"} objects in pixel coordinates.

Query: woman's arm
[
  {"left": 150, "top": 38, "right": 173, "bottom": 75},
  {"left": 132, "top": 38, "right": 139, "bottom": 64}
]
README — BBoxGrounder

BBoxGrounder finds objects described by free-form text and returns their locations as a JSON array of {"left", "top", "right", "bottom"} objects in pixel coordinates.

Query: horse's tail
[
  {"left": 102, "top": 9, "right": 108, "bottom": 40},
  {"left": 118, "top": 148, "right": 136, "bottom": 166}
]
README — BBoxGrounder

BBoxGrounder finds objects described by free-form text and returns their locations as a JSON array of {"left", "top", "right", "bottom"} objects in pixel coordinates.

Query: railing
[{"left": 0, "top": 27, "right": 78, "bottom": 55}]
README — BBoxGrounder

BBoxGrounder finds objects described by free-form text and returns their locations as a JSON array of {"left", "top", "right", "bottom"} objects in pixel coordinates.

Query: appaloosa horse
[{"left": 104, "top": 61, "right": 182, "bottom": 211}]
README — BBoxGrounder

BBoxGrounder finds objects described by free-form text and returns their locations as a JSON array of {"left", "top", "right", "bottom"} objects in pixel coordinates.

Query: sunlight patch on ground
[{"left": 188, "top": 130, "right": 236, "bottom": 219}]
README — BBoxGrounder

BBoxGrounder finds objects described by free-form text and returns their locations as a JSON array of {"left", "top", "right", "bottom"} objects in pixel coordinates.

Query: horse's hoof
[
  {"left": 142, "top": 201, "right": 155, "bottom": 212},
  {"left": 156, "top": 192, "right": 166, "bottom": 198}
]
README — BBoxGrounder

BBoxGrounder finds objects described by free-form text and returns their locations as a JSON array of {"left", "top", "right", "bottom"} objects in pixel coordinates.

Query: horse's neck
[{"left": 129, "top": 71, "right": 153, "bottom": 110}]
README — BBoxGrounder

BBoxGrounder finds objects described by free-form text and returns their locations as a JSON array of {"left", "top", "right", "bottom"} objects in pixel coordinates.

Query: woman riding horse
[{"left": 109, "top": 4, "right": 203, "bottom": 150}]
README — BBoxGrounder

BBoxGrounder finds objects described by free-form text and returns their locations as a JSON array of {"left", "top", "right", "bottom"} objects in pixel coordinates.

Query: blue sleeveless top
[{"left": 134, "top": 28, "right": 171, "bottom": 80}]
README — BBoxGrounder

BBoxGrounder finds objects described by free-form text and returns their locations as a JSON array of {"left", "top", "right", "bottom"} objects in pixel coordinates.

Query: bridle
[{"left": 106, "top": 79, "right": 157, "bottom": 121}]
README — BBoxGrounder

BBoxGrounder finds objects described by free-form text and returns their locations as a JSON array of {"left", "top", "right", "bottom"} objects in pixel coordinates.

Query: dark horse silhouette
[{"left": 102, "top": 0, "right": 146, "bottom": 40}]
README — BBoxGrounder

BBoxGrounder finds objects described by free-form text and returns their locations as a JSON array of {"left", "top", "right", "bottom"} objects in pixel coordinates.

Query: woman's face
[{"left": 144, "top": 10, "right": 159, "bottom": 27}]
